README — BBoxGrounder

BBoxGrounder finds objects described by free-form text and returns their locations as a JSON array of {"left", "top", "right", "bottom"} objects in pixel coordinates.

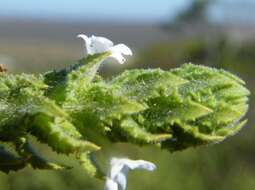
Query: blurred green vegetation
[
  {"left": 0, "top": 35, "right": 255, "bottom": 190},
  {"left": 163, "top": 0, "right": 212, "bottom": 29}
]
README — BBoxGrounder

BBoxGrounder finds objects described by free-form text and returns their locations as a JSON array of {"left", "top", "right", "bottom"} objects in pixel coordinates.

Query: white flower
[
  {"left": 104, "top": 157, "right": 156, "bottom": 190},
  {"left": 77, "top": 34, "right": 132, "bottom": 64}
]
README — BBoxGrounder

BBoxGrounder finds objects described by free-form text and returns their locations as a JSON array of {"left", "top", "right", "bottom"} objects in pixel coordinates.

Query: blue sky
[
  {"left": 1, "top": 0, "right": 255, "bottom": 23},
  {"left": 0, "top": 0, "right": 189, "bottom": 22}
]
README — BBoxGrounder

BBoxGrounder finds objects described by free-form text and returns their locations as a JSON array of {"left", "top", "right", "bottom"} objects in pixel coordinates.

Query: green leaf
[
  {"left": 29, "top": 114, "right": 100, "bottom": 154},
  {"left": 15, "top": 137, "right": 69, "bottom": 170},
  {"left": 0, "top": 146, "right": 26, "bottom": 173},
  {"left": 77, "top": 152, "right": 105, "bottom": 179},
  {"left": 119, "top": 117, "right": 172, "bottom": 144},
  {"left": 0, "top": 57, "right": 250, "bottom": 176}
]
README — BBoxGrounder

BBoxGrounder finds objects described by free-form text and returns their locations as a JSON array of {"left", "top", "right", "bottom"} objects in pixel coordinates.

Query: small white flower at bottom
[
  {"left": 77, "top": 34, "right": 132, "bottom": 64},
  {"left": 104, "top": 157, "right": 156, "bottom": 190}
]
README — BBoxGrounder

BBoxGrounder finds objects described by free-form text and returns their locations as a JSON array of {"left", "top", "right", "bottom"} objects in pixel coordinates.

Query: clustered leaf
[{"left": 0, "top": 53, "right": 250, "bottom": 177}]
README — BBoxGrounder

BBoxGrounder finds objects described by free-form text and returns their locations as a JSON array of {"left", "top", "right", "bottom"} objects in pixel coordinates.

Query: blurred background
[{"left": 0, "top": 0, "right": 255, "bottom": 189}]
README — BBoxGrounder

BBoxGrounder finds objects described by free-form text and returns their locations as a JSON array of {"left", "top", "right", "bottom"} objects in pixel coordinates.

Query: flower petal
[
  {"left": 110, "top": 53, "right": 126, "bottom": 64},
  {"left": 91, "top": 35, "right": 114, "bottom": 47},
  {"left": 109, "top": 162, "right": 124, "bottom": 179},
  {"left": 104, "top": 178, "right": 118, "bottom": 190},
  {"left": 106, "top": 158, "right": 156, "bottom": 190},
  {"left": 120, "top": 159, "right": 156, "bottom": 171},
  {"left": 77, "top": 34, "right": 132, "bottom": 64},
  {"left": 77, "top": 34, "right": 92, "bottom": 54},
  {"left": 114, "top": 172, "right": 127, "bottom": 190},
  {"left": 110, "top": 44, "right": 133, "bottom": 55},
  {"left": 90, "top": 35, "right": 114, "bottom": 53}
]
